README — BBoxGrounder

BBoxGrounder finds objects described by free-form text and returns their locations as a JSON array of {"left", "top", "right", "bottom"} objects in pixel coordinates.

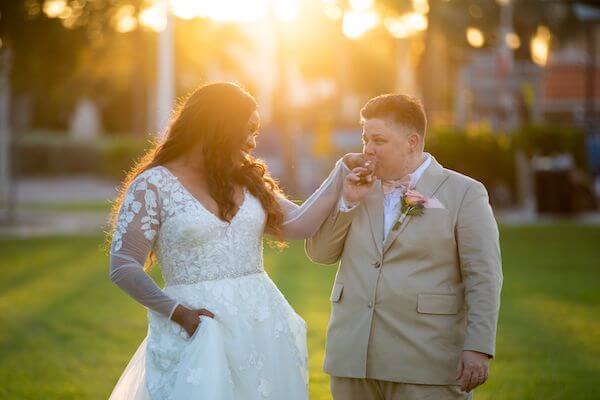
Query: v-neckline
[{"left": 158, "top": 165, "right": 247, "bottom": 224}]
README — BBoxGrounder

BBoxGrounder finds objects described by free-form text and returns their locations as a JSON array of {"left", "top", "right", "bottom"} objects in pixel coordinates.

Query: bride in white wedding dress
[{"left": 107, "top": 82, "right": 361, "bottom": 400}]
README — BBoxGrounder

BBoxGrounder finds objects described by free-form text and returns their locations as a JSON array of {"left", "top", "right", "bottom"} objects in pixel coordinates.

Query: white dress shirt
[{"left": 339, "top": 153, "right": 432, "bottom": 241}]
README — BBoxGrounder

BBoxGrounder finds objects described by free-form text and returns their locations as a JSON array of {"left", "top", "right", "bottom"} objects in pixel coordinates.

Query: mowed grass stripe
[
  {"left": 0, "top": 236, "right": 147, "bottom": 399},
  {"left": 0, "top": 244, "right": 103, "bottom": 325},
  {"left": 0, "top": 238, "right": 83, "bottom": 293}
]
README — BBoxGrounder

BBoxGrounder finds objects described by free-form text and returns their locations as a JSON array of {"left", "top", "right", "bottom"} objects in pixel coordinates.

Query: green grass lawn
[{"left": 0, "top": 224, "right": 599, "bottom": 399}]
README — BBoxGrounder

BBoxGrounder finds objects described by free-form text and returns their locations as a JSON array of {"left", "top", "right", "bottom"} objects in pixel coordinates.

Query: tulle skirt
[{"left": 108, "top": 271, "right": 308, "bottom": 400}]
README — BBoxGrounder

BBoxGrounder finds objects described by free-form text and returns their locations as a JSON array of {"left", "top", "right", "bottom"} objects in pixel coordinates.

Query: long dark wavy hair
[{"left": 106, "top": 82, "right": 286, "bottom": 270}]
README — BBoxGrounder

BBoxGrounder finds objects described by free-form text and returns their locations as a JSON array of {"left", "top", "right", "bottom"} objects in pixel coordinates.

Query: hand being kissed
[{"left": 342, "top": 153, "right": 377, "bottom": 206}]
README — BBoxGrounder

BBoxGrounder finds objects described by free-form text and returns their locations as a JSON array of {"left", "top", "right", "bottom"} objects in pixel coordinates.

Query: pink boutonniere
[{"left": 392, "top": 190, "right": 444, "bottom": 231}]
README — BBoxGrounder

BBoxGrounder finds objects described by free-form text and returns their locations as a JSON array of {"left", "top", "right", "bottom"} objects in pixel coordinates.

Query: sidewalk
[
  {"left": 0, "top": 210, "right": 109, "bottom": 237},
  {"left": 496, "top": 208, "right": 600, "bottom": 226},
  {"left": 0, "top": 176, "right": 117, "bottom": 237},
  {"left": 14, "top": 176, "right": 118, "bottom": 204}
]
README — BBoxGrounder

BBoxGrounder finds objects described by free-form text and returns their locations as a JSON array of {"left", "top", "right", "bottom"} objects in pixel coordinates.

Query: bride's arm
[
  {"left": 275, "top": 157, "right": 352, "bottom": 240},
  {"left": 109, "top": 172, "right": 180, "bottom": 319}
]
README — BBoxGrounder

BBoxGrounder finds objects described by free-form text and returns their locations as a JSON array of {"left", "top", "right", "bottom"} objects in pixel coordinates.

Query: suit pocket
[
  {"left": 417, "top": 293, "right": 462, "bottom": 314},
  {"left": 330, "top": 282, "right": 344, "bottom": 302}
]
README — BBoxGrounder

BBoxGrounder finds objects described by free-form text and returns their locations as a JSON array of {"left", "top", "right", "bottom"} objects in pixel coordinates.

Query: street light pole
[
  {"left": 497, "top": 0, "right": 515, "bottom": 130},
  {"left": 156, "top": 2, "right": 175, "bottom": 135},
  {"left": 0, "top": 47, "right": 13, "bottom": 223},
  {"left": 271, "top": 10, "right": 298, "bottom": 196}
]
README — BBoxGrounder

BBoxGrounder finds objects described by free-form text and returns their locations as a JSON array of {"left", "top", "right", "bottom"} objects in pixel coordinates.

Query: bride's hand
[
  {"left": 342, "top": 153, "right": 368, "bottom": 170},
  {"left": 343, "top": 166, "right": 376, "bottom": 205},
  {"left": 170, "top": 304, "right": 215, "bottom": 338},
  {"left": 343, "top": 153, "right": 376, "bottom": 182}
]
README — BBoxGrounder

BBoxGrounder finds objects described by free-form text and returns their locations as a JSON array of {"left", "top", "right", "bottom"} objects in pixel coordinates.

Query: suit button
[
  {"left": 368, "top": 302, "right": 373, "bottom": 308},
  {"left": 373, "top": 261, "right": 381, "bottom": 269}
]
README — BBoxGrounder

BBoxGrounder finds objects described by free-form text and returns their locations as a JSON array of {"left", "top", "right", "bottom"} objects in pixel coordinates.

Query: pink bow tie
[{"left": 381, "top": 174, "right": 414, "bottom": 195}]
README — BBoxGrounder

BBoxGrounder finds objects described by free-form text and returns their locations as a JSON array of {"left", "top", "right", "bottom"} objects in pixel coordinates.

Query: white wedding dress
[{"left": 108, "top": 159, "right": 349, "bottom": 400}]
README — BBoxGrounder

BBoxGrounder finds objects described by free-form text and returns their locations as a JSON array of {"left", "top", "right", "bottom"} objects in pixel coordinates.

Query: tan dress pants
[{"left": 330, "top": 376, "right": 474, "bottom": 400}]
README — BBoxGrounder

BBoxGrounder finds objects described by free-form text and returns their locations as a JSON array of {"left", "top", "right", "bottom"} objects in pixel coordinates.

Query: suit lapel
[
  {"left": 364, "top": 180, "right": 384, "bottom": 254},
  {"left": 382, "top": 157, "right": 450, "bottom": 255}
]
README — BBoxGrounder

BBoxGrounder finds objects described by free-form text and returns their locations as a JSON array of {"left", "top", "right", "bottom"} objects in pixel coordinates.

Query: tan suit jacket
[{"left": 305, "top": 157, "right": 502, "bottom": 385}]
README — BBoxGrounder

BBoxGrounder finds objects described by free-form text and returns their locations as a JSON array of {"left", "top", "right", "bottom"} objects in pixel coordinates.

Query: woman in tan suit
[{"left": 306, "top": 94, "right": 503, "bottom": 400}]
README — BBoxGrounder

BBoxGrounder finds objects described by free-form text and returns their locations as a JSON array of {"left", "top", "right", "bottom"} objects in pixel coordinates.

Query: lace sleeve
[
  {"left": 109, "top": 170, "right": 179, "bottom": 319},
  {"left": 277, "top": 158, "right": 350, "bottom": 239}
]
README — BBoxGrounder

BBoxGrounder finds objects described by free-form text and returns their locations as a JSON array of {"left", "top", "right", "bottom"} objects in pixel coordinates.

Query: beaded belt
[{"left": 166, "top": 268, "right": 265, "bottom": 286}]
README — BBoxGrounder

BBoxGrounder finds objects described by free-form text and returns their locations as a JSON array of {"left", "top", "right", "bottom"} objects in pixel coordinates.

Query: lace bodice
[
  {"left": 153, "top": 167, "right": 266, "bottom": 285},
  {"left": 109, "top": 159, "right": 349, "bottom": 319}
]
